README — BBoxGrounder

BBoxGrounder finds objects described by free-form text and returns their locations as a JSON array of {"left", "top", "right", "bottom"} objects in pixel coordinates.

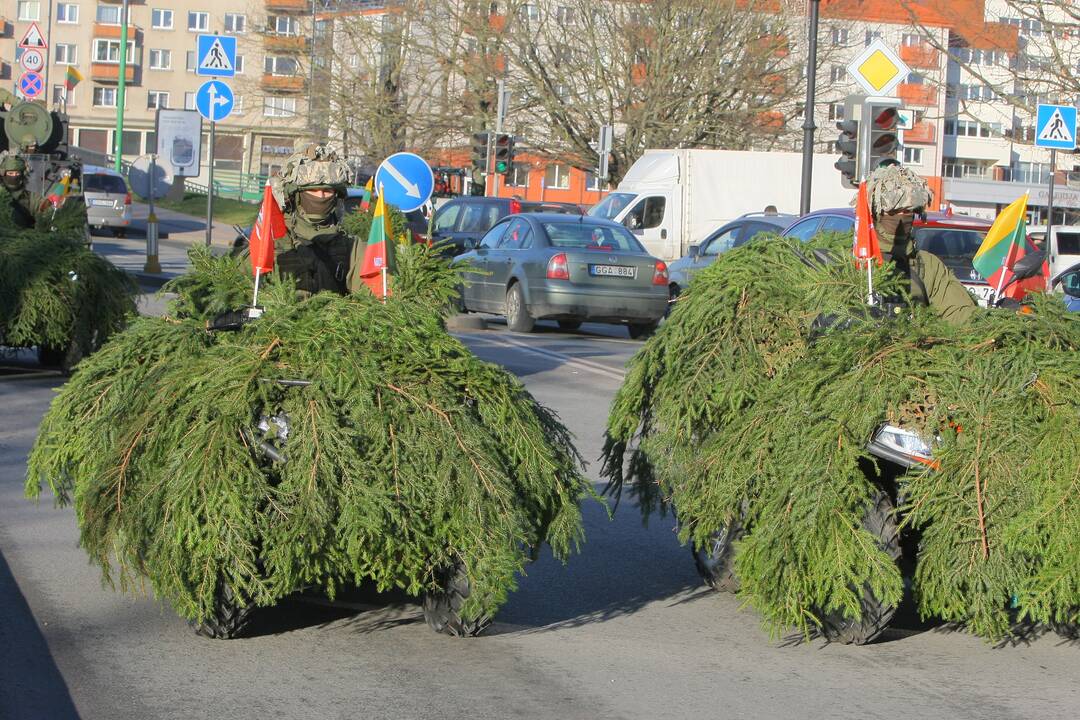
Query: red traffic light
[{"left": 871, "top": 106, "right": 899, "bottom": 130}]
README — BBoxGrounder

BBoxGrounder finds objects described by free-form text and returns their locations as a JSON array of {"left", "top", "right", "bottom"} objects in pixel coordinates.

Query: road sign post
[
  {"left": 1035, "top": 103, "right": 1078, "bottom": 259},
  {"left": 195, "top": 80, "right": 235, "bottom": 245}
]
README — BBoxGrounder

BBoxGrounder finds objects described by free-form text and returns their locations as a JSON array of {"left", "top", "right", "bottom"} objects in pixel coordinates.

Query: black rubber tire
[
  {"left": 422, "top": 563, "right": 492, "bottom": 637},
  {"left": 505, "top": 283, "right": 535, "bottom": 333},
  {"left": 628, "top": 321, "right": 658, "bottom": 340},
  {"left": 557, "top": 320, "right": 582, "bottom": 331},
  {"left": 818, "top": 491, "right": 901, "bottom": 645},
  {"left": 188, "top": 584, "right": 254, "bottom": 640},
  {"left": 111, "top": 227, "right": 127, "bottom": 238},
  {"left": 691, "top": 518, "right": 743, "bottom": 593}
]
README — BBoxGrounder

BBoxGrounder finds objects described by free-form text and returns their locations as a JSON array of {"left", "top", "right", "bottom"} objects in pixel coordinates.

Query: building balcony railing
[
  {"left": 489, "top": 13, "right": 506, "bottom": 32},
  {"left": 265, "top": 0, "right": 310, "bottom": 13},
  {"left": 93, "top": 22, "right": 130, "bottom": 39},
  {"left": 899, "top": 44, "right": 939, "bottom": 69},
  {"left": 261, "top": 74, "right": 305, "bottom": 93},
  {"left": 91, "top": 63, "right": 137, "bottom": 83},
  {"left": 904, "top": 120, "right": 936, "bottom": 144},
  {"left": 898, "top": 83, "right": 938, "bottom": 107},
  {"left": 264, "top": 34, "right": 309, "bottom": 53}
]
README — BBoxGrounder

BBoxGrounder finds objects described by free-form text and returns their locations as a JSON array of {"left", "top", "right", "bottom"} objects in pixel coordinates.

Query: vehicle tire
[
  {"left": 188, "top": 583, "right": 255, "bottom": 640},
  {"left": 110, "top": 227, "right": 126, "bottom": 239},
  {"left": 666, "top": 284, "right": 681, "bottom": 317},
  {"left": 505, "top": 283, "right": 535, "bottom": 333},
  {"left": 818, "top": 491, "right": 901, "bottom": 645},
  {"left": 691, "top": 518, "right": 743, "bottom": 593},
  {"left": 557, "top": 320, "right": 582, "bottom": 331},
  {"left": 422, "top": 562, "right": 492, "bottom": 637},
  {"left": 628, "top": 321, "right": 658, "bottom": 340}
]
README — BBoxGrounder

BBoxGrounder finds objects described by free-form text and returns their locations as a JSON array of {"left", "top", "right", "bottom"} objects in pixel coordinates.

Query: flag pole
[
  {"left": 381, "top": 267, "right": 388, "bottom": 301},
  {"left": 253, "top": 267, "right": 262, "bottom": 307}
]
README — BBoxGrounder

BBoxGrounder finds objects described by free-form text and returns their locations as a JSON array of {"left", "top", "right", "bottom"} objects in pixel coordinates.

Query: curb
[{"left": 445, "top": 314, "right": 488, "bottom": 332}]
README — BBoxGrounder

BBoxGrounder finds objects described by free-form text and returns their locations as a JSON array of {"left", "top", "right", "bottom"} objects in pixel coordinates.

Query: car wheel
[
  {"left": 557, "top": 320, "right": 582, "bottom": 331},
  {"left": 628, "top": 321, "right": 658, "bottom": 340},
  {"left": 111, "top": 227, "right": 126, "bottom": 238},
  {"left": 505, "top": 283, "right": 535, "bottom": 333}
]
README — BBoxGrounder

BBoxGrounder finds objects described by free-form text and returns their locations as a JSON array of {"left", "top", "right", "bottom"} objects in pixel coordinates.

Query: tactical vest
[{"left": 276, "top": 230, "right": 354, "bottom": 295}]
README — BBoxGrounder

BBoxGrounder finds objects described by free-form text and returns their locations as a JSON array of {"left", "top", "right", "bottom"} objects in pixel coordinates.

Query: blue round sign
[
  {"left": 18, "top": 70, "right": 44, "bottom": 98},
  {"left": 195, "top": 80, "right": 234, "bottom": 123},
  {"left": 375, "top": 152, "right": 434, "bottom": 213}
]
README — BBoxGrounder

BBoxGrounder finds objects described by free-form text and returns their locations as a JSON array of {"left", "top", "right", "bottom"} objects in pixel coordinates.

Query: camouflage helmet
[
  {"left": 867, "top": 164, "right": 932, "bottom": 216},
  {"left": 272, "top": 144, "right": 349, "bottom": 206},
  {"left": 0, "top": 153, "right": 27, "bottom": 174}
]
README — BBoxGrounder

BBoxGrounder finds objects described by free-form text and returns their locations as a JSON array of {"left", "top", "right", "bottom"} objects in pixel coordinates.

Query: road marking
[{"left": 458, "top": 333, "right": 628, "bottom": 382}]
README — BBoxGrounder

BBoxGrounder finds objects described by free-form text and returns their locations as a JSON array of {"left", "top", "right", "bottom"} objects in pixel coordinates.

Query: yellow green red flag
[{"left": 972, "top": 194, "right": 1028, "bottom": 281}]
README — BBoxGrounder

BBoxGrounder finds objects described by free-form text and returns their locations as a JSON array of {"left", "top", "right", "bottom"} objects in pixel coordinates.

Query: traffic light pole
[
  {"left": 799, "top": 0, "right": 821, "bottom": 215},
  {"left": 491, "top": 79, "right": 508, "bottom": 198}
]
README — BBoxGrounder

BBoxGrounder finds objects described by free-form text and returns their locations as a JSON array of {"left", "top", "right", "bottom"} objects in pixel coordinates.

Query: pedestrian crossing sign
[
  {"left": 196, "top": 34, "right": 237, "bottom": 77},
  {"left": 1035, "top": 104, "right": 1077, "bottom": 150}
]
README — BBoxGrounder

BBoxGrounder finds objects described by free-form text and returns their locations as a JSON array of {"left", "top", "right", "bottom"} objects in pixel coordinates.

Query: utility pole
[
  {"left": 799, "top": 0, "right": 821, "bottom": 215},
  {"left": 114, "top": 0, "right": 130, "bottom": 173}
]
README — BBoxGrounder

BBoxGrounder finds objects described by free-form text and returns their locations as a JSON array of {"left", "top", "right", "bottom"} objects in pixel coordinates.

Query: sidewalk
[{"left": 94, "top": 202, "right": 240, "bottom": 287}]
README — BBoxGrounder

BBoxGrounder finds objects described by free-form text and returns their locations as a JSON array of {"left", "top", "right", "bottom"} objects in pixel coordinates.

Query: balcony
[
  {"left": 91, "top": 63, "right": 136, "bottom": 83},
  {"left": 265, "top": 0, "right": 310, "bottom": 12},
  {"left": 631, "top": 62, "right": 646, "bottom": 85},
  {"left": 264, "top": 34, "right": 309, "bottom": 53},
  {"left": 261, "top": 74, "right": 305, "bottom": 93},
  {"left": 93, "top": 22, "right": 125, "bottom": 38},
  {"left": 899, "top": 44, "right": 939, "bottom": 70},
  {"left": 489, "top": 13, "right": 506, "bottom": 32},
  {"left": 898, "top": 83, "right": 938, "bottom": 107},
  {"left": 904, "top": 120, "right": 936, "bottom": 144}
]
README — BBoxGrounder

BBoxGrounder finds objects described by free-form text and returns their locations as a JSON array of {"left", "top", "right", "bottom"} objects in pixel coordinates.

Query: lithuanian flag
[
  {"left": 63, "top": 65, "right": 84, "bottom": 92},
  {"left": 358, "top": 191, "right": 396, "bottom": 297},
  {"left": 359, "top": 176, "right": 373, "bottom": 212},
  {"left": 972, "top": 194, "right": 1028, "bottom": 281}
]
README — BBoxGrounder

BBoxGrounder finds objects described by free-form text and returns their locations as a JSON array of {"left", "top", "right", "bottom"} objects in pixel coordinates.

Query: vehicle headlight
[{"left": 872, "top": 424, "right": 933, "bottom": 460}]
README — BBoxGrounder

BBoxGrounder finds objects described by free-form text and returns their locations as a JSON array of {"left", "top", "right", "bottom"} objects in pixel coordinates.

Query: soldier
[
  {"left": 269, "top": 145, "right": 356, "bottom": 295},
  {"left": 867, "top": 165, "right": 977, "bottom": 324},
  {"left": 1, "top": 153, "right": 37, "bottom": 229}
]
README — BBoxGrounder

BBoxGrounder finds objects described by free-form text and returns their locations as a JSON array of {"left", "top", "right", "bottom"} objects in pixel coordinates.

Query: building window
[
  {"left": 864, "top": 30, "right": 882, "bottom": 46},
  {"left": 186, "top": 51, "right": 196, "bottom": 72},
  {"left": 52, "top": 85, "right": 73, "bottom": 106},
  {"left": 556, "top": 6, "right": 575, "bottom": 24},
  {"left": 234, "top": 55, "right": 245, "bottom": 73},
  {"left": 585, "top": 171, "right": 602, "bottom": 191},
  {"left": 1012, "top": 161, "right": 1050, "bottom": 184},
  {"left": 147, "top": 91, "right": 169, "bottom": 109},
  {"left": 17, "top": 1, "right": 40, "bottom": 21},
  {"left": 269, "top": 15, "right": 299, "bottom": 36},
  {"left": 264, "top": 56, "right": 299, "bottom": 76},
  {"left": 830, "top": 27, "right": 848, "bottom": 46},
  {"left": 232, "top": 95, "right": 244, "bottom": 114},
  {"left": 225, "top": 13, "right": 246, "bottom": 33},
  {"left": 184, "top": 92, "right": 196, "bottom": 110},
  {"left": 518, "top": 3, "right": 540, "bottom": 21},
  {"left": 56, "top": 3, "right": 78, "bottom": 23},
  {"left": 902, "top": 147, "right": 923, "bottom": 165},
  {"left": 544, "top": 163, "right": 570, "bottom": 190},
  {"left": 828, "top": 102, "right": 845, "bottom": 121},
  {"left": 829, "top": 65, "right": 845, "bottom": 83},
  {"left": 94, "top": 39, "right": 137, "bottom": 64},
  {"left": 901, "top": 33, "right": 924, "bottom": 47},
  {"left": 148, "top": 49, "right": 171, "bottom": 70},
  {"left": 506, "top": 163, "right": 529, "bottom": 188},
  {"left": 55, "top": 44, "right": 78, "bottom": 65},
  {"left": 152, "top": 8, "right": 173, "bottom": 29},
  {"left": 93, "top": 87, "right": 118, "bottom": 107},
  {"left": 263, "top": 97, "right": 297, "bottom": 117},
  {"left": 188, "top": 11, "right": 209, "bottom": 32},
  {"left": 96, "top": 4, "right": 120, "bottom": 24}
]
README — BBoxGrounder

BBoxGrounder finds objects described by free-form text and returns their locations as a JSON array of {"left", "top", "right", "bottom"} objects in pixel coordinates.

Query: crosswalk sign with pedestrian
[
  {"left": 196, "top": 34, "right": 237, "bottom": 78},
  {"left": 1035, "top": 104, "right": 1077, "bottom": 150}
]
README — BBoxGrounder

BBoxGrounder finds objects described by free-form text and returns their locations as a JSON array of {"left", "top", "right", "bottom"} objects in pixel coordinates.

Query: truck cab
[{"left": 588, "top": 152, "right": 679, "bottom": 260}]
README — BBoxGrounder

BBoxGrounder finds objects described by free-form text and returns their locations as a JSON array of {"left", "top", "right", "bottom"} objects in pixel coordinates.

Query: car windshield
[
  {"left": 915, "top": 227, "right": 985, "bottom": 259},
  {"left": 84, "top": 174, "right": 127, "bottom": 194},
  {"left": 588, "top": 192, "right": 636, "bottom": 220},
  {"left": 544, "top": 222, "right": 645, "bottom": 252}
]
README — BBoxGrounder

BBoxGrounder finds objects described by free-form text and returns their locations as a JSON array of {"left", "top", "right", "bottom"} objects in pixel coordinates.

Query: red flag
[
  {"left": 250, "top": 181, "right": 286, "bottom": 275},
  {"left": 853, "top": 181, "right": 882, "bottom": 267}
]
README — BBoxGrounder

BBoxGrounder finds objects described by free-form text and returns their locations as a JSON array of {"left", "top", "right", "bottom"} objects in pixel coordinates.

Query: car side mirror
[
  {"left": 462, "top": 237, "right": 478, "bottom": 251},
  {"left": 688, "top": 244, "right": 700, "bottom": 259}
]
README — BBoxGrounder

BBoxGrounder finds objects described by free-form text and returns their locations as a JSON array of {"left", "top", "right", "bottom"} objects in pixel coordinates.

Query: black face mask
[
  {"left": 298, "top": 191, "right": 336, "bottom": 223},
  {"left": 2, "top": 173, "right": 24, "bottom": 191}
]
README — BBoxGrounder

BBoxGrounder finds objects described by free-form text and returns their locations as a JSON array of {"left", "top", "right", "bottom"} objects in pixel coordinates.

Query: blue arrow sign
[
  {"left": 18, "top": 70, "right": 44, "bottom": 98},
  {"left": 1035, "top": 104, "right": 1077, "bottom": 150},
  {"left": 196, "top": 34, "right": 237, "bottom": 78},
  {"left": 195, "top": 80, "right": 234, "bottom": 123},
  {"left": 375, "top": 152, "right": 435, "bottom": 212}
]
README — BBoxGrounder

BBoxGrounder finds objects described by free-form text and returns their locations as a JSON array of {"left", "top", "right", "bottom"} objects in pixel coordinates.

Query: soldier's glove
[{"left": 993, "top": 297, "right": 1023, "bottom": 311}]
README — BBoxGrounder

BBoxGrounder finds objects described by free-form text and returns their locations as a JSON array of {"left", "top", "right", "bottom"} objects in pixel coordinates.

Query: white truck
[
  {"left": 1027, "top": 225, "right": 1080, "bottom": 289},
  {"left": 589, "top": 149, "right": 855, "bottom": 260}
]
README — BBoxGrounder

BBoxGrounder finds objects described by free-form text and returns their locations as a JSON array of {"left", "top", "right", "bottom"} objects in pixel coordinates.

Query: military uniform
[
  {"left": 868, "top": 165, "right": 977, "bottom": 325},
  {"left": 0, "top": 154, "right": 38, "bottom": 230},
  {"left": 269, "top": 145, "right": 356, "bottom": 296}
]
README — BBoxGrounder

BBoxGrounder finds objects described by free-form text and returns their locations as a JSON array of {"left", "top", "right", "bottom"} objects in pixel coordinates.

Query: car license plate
[
  {"left": 90, "top": 199, "right": 113, "bottom": 207},
  {"left": 590, "top": 264, "right": 636, "bottom": 278},
  {"left": 964, "top": 283, "right": 994, "bottom": 307}
]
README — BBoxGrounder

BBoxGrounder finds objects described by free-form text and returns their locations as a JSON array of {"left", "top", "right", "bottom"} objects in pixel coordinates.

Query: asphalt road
[{"left": 1, "top": 316, "right": 1078, "bottom": 720}]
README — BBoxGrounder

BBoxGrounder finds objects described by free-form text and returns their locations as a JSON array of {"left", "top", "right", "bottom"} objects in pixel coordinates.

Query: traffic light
[
  {"left": 470, "top": 131, "right": 490, "bottom": 170},
  {"left": 864, "top": 99, "right": 901, "bottom": 172},
  {"left": 493, "top": 133, "right": 514, "bottom": 174},
  {"left": 834, "top": 117, "right": 860, "bottom": 189}
]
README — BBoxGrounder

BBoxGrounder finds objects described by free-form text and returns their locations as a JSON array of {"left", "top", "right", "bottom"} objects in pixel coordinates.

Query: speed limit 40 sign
[{"left": 20, "top": 48, "right": 45, "bottom": 73}]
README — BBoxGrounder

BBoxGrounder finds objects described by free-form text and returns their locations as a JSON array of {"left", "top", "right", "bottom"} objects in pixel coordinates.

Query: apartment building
[{"left": 1, "top": 0, "right": 317, "bottom": 180}]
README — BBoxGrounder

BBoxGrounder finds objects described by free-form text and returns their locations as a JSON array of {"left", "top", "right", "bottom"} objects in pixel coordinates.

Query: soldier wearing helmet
[
  {"left": 269, "top": 144, "right": 355, "bottom": 295},
  {"left": 1, "top": 153, "right": 37, "bottom": 229},
  {"left": 867, "top": 164, "right": 977, "bottom": 324}
]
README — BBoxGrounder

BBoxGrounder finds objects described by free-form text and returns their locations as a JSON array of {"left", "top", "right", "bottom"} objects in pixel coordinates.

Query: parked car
[
  {"left": 667, "top": 212, "right": 796, "bottom": 297},
  {"left": 1053, "top": 260, "right": 1080, "bottom": 312},
  {"left": 82, "top": 165, "right": 132, "bottom": 237},
  {"left": 782, "top": 208, "right": 998, "bottom": 306},
  {"left": 1027, "top": 224, "right": 1080, "bottom": 287},
  {"left": 431, "top": 197, "right": 584, "bottom": 256},
  {"left": 454, "top": 213, "right": 670, "bottom": 338}
]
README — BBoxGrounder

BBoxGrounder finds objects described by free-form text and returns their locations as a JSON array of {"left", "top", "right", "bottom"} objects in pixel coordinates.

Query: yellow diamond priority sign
[{"left": 846, "top": 39, "right": 910, "bottom": 97}]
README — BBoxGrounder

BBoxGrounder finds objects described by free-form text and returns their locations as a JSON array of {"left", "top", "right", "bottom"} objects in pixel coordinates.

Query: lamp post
[
  {"left": 799, "top": 0, "right": 821, "bottom": 215},
  {"left": 114, "top": 0, "right": 130, "bottom": 173}
]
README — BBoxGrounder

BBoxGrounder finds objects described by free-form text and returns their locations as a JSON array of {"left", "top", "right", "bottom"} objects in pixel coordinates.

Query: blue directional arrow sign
[
  {"left": 196, "top": 34, "right": 237, "bottom": 78},
  {"left": 375, "top": 152, "right": 435, "bottom": 212},
  {"left": 1035, "top": 104, "right": 1077, "bottom": 150},
  {"left": 195, "top": 80, "right": 234, "bottom": 123}
]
